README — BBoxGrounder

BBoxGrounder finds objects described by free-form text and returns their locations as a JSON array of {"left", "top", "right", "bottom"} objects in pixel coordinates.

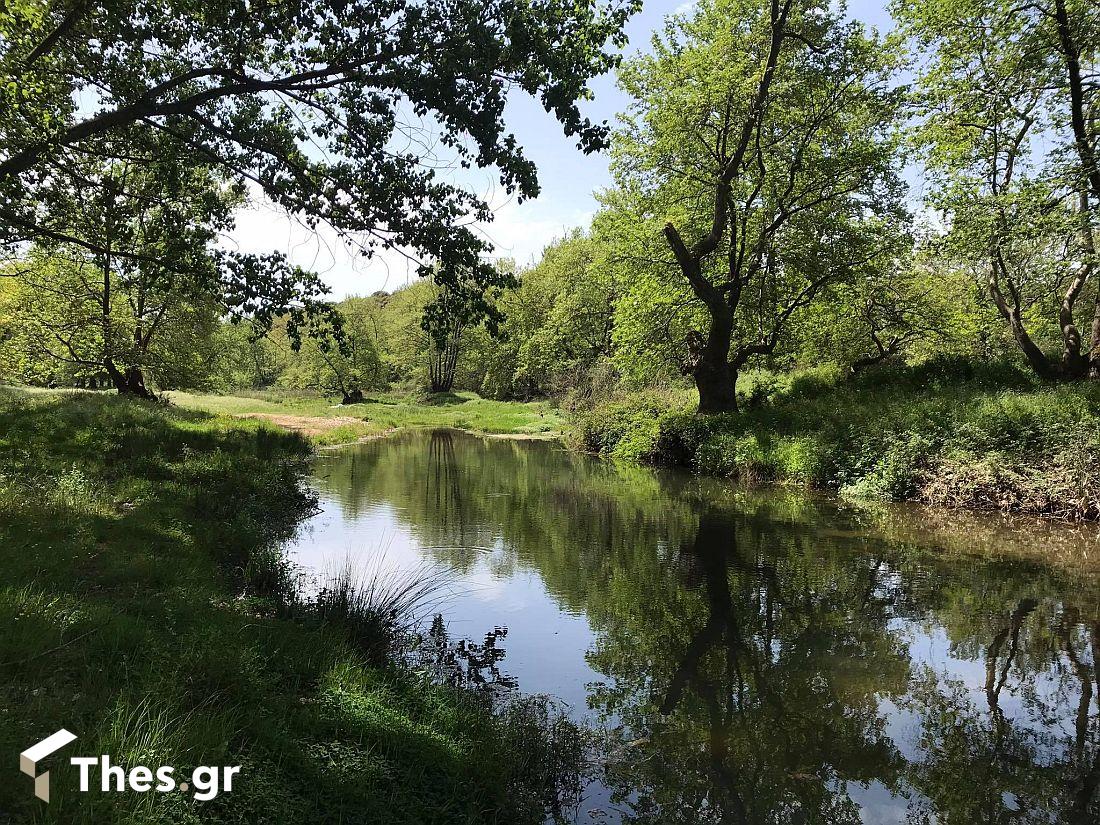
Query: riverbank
[
  {"left": 275, "top": 422, "right": 1100, "bottom": 822},
  {"left": 0, "top": 388, "right": 580, "bottom": 823},
  {"left": 170, "top": 389, "right": 563, "bottom": 445},
  {"left": 570, "top": 360, "right": 1100, "bottom": 522}
]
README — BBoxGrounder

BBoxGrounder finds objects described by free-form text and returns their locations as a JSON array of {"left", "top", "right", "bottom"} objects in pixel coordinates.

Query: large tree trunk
[
  {"left": 1059, "top": 193, "right": 1094, "bottom": 378},
  {"left": 692, "top": 314, "right": 738, "bottom": 414},
  {"left": 104, "top": 360, "right": 156, "bottom": 399},
  {"left": 1061, "top": 322, "right": 1088, "bottom": 378},
  {"left": 664, "top": 230, "right": 740, "bottom": 414},
  {"left": 1055, "top": 0, "right": 1100, "bottom": 380},
  {"left": 695, "top": 361, "right": 738, "bottom": 414},
  {"left": 1059, "top": 297, "right": 1088, "bottom": 378},
  {"left": 341, "top": 389, "right": 364, "bottom": 405},
  {"left": 1009, "top": 320, "right": 1059, "bottom": 379}
]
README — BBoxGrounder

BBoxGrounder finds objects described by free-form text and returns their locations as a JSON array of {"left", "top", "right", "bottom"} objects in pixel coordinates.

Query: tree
[
  {"left": 211, "top": 320, "right": 290, "bottom": 391},
  {"left": 373, "top": 279, "right": 474, "bottom": 394},
  {"left": 1, "top": 0, "right": 636, "bottom": 316},
  {"left": 792, "top": 244, "right": 977, "bottom": 376},
  {"left": 2, "top": 130, "right": 330, "bottom": 396},
  {"left": 477, "top": 231, "right": 619, "bottom": 399},
  {"left": 897, "top": 0, "right": 1100, "bottom": 379},
  {"left": 608, "top": 0, "right": 905, "bottom": 412},
  {"left": 3, "top": 253, "right": 222, "bottom": 391},
  {"left": 280, "top": 298, "right": 385, "bottom": 404},
  {"left": 422, "top": 275, "right": 481, "bottom": 394}
]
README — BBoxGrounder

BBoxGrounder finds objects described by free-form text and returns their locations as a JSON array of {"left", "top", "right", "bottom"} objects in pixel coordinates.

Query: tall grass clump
[{"left": 304, "top": 560, "right": 451, "bottom": 664}]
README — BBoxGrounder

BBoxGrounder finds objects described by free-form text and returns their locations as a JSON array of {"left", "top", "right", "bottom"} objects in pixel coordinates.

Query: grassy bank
[
  {"left": 570, "top": 360, "right": 1100, "bottom": 522},
  {"left": 0, "top": 388, "right": 579, "bottom": 824},
  {"left": 169, "top": 389, "right": 563, "bottom": 445}
]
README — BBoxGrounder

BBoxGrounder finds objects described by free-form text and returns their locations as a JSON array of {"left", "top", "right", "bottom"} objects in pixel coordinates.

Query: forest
[{"left": 2, "top": 0, "right": 1099, "bottom": 389}]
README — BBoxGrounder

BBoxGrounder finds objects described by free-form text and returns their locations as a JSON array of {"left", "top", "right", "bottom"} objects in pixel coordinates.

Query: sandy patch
[{"left": 237, "top": 413, "right": 364, "bottom": 436}]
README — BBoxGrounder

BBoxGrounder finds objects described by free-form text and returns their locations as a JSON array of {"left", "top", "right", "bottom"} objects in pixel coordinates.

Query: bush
[
  {"left": 569, "top": 390, "right": 691, "bottom": 459},
  {"left": 568, "top": 360, "right": 1100, "bottom": 520}
]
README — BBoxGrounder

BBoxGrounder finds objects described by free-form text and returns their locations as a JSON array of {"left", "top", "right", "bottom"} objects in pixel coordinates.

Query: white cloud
[
  {"left": 224, "top": 184, "right": 594, "bottom": 299},
  {"left": 223, "top": 185, "right": 421, "bottom": 299},
  {"left": 471, "top": 199, "right": 595, "bottom": 270}
]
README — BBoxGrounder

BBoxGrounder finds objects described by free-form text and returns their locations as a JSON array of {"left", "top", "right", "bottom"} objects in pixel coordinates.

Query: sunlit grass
[
  {"left": 169, "top": 388, "right": 564, "bottom": 442},
  {"left": 570, "top": 359, "right": 1100, "bottom": 521}
]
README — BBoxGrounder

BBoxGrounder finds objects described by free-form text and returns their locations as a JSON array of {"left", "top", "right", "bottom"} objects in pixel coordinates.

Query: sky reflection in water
[{"left": 286, "top": 428, "right": 1100, "bottom": 824}]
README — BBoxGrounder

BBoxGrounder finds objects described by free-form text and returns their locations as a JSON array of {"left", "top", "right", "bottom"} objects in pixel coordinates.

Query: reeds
[{"left": 309, "top": 559, "right": 452, "bottom": 664}]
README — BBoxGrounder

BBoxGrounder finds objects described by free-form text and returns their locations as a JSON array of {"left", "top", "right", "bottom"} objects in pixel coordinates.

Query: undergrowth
[{"left": 568, "top": 358, "right": 1100, "bottom": 521}]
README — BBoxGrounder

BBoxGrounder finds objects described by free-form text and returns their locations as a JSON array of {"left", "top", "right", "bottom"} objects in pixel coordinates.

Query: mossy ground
[{"left": 0, "top": 387, "right": 575, "bottom": 824}]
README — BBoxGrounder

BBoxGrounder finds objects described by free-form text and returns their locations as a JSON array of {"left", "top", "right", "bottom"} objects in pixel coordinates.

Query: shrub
[
  {"left": 773, "top": 436, "right": 828, "bottom": 485},
  {"left": 567, "top": 360, "right": 1100, "bottom": 520}
]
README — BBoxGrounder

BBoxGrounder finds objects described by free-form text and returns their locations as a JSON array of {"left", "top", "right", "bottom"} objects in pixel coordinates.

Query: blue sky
[{"left": 229, "top": 0, "right": 894, "bottom": 298}]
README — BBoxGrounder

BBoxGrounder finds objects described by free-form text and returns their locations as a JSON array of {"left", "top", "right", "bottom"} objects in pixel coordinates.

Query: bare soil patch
[{"left": 238, "top": 413, "right": 363, "bottom": 436}]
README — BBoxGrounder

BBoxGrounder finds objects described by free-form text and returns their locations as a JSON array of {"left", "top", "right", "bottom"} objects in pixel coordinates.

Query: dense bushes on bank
[{"left": 569, "top": 359, "right": 1100, "bottom": 521}]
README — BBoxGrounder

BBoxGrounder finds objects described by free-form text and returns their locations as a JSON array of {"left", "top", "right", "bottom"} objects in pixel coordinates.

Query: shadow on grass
[
  {"left": 420, "top": 392, "right": 471, "bottom": 407},
  {"left": 0, "top": 390, "right": 576, "bottom": 824}
]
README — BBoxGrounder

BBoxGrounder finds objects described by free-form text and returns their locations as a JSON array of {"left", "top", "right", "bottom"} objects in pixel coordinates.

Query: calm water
[{"left": 286, "top": 428, "right": 1100, "bottom": 824}]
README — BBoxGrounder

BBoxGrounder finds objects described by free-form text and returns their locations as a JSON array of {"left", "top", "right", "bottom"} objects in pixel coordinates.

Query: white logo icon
[{"left": 20, "top": 729, "right": 78, "bottom": 802}]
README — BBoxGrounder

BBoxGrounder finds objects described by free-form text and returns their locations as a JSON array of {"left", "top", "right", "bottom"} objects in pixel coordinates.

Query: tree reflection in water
[
  {"left": 305, "top": 429, "right": 1100, "bottom": 824},
  {"left": 591, "top": 509, "right": 907, "bottom": 824}
]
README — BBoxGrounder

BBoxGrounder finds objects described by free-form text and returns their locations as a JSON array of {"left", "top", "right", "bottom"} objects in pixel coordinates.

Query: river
[{"left": 285, "top": 428, "right": 1100, "bottom": 824}]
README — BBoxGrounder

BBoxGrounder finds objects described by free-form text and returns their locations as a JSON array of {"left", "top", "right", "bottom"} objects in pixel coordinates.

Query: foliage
[
  {"left": 475, "top": 230, "right": 619, "bottom": 399},
  {"left": 570, "top": 358, "right": 1100, "bottom": 519},
  {"left": 0, "top": 127, "right": 333, "bottom": 395},
  {"left": 278, "top": 298, "right": 385, "bottom": 403},
  {"left": 0, "top": 0, "right": 636, "bottom": 318},
  {"left": 604, "top": 0, "right": 907, "bottom": 411},
  {"left": 896, "top": 0, "right": 1100, "bottom": 378},
  {"left": 789, "top": 245, "right": 983, "bottom": 373}
]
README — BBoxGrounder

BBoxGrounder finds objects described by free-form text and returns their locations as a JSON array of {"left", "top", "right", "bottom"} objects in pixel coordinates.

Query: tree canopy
[
  {"left": 4, "top": 0, "right": 1100, "bottom": 406},
  {"left": 0, "top": 0, "right": 636, "bottom": 393},
  {"left": 897, "top": 0, "right": 1100, "bottom": 378},
  {"left": 1, "top": 0, "right": 635, "bottom": 305},
  {"left": 603, "top": 0, "right": 906, "bottom": 411}
]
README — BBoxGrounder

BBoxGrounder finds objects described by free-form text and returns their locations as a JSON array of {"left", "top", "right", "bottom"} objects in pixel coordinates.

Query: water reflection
[
  {"left": 597, "top": 508, "right": 908, "bottom": 824},
  {"left": 293, "top": 429, "right": 1100, "bottom": 823}
]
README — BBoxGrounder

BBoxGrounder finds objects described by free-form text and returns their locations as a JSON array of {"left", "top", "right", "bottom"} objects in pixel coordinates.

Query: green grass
[
  {"left": 0, "top": 387, "right": 580, "bottom": 823},
  {"left": 169, "top": 389, "right": 564, "bottom": 444},
  {"left": 569, "top": 358, "right": 1100, "bottom": 521}
]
